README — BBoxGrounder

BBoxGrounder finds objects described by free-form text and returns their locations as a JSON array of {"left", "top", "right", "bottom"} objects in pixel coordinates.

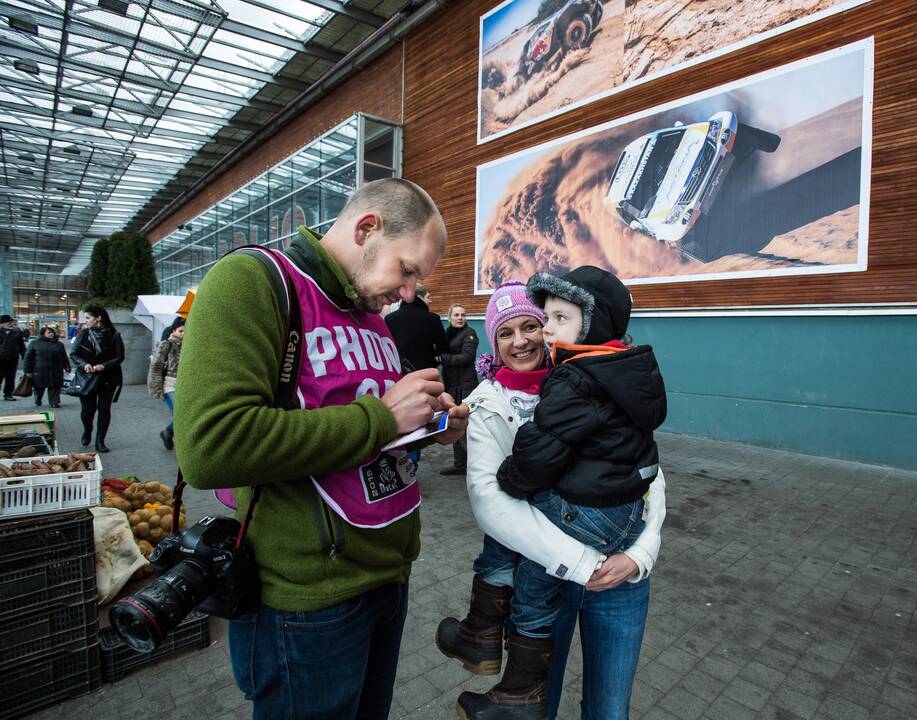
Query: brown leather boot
[
  {"left": 455, "top": 632, "right": 552, "bottom": 720},
  {"left": 435, "top": 575, "right": 513, "bottom": 675}
]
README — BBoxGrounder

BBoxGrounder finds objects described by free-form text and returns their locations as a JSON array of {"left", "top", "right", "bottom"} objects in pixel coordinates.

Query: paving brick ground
[{"left": 21, "top": 385, "right": 917, "bottom": 719}]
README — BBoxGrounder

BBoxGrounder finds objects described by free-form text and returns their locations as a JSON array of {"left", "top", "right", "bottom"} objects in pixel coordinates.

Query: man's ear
[{"left": 353, "top": 212, "right": 381, "bottom": 246}]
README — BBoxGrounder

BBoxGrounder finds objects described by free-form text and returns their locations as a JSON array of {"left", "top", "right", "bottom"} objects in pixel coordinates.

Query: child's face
[{"left": 542, "top": 296, "right": 583, "bottom": 352}]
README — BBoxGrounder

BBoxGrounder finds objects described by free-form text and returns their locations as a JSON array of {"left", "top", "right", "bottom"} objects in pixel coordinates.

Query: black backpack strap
[{"left": 231, "top": 246, "right": 289, "bottom": 319}]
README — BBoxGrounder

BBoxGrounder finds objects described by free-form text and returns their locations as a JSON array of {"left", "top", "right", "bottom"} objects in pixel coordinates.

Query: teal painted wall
[{"left": 463, "top": 314, "right": 917, "bottom": 470}]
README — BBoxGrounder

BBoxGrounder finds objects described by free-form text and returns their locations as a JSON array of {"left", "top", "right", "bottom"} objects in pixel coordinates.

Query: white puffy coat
[{"left": 465, "top": 379, "right": 666, "bottom": 586}]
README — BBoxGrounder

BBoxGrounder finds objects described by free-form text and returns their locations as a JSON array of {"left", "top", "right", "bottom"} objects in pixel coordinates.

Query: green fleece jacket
[{"left": 174, "top": 228, "right": 419, "bottom": 611}]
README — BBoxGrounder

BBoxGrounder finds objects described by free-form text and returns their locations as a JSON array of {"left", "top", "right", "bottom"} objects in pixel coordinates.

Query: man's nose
[{"left": 399, "top": 279, "right": 417, "bottom": 303}]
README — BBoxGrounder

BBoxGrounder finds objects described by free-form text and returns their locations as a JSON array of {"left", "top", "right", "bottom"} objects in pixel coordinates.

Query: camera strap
[{"left": 171, "top": 245, "right": 305, "bottom": 551}]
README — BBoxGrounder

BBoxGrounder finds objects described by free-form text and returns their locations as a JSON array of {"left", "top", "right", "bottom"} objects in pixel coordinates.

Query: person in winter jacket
[
  {"left": 24, "top": 326, "right": 71, "bottom": 407},
  {"left": 384, "top": 284, "right": 450, "bottom": 371},
  {"left": 0, "top": 314, "right": 26, "bottom": 401},
  {"left": 70, "top": 305, "right": 125, "bottom": 453},
  {"left": 439, "top": 304, "right": 479, "bottom": 475},
  {"left": 437, "top": 276, "right": 665, "bottom": 720},
  {"left": 148, "top": 318, "right": 184, "bottom": 450}
]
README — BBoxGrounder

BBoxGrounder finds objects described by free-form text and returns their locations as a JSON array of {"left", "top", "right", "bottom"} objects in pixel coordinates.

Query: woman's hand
[
  {"left": 83, "top": 363, "right": 94, "bottom": 374},
  {"left": 93, "top": 364, "right": 104, "bottom": 373},
  {"left": 586, "top": 553, "right": 639, "bottom": 592}
]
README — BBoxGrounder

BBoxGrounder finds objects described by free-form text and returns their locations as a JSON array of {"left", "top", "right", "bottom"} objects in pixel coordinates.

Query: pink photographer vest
[{"left": 217, "top": 249, "right": 421, "bottom": 528}]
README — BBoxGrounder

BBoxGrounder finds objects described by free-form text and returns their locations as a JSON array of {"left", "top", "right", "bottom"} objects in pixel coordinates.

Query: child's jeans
[{"left": 473, "top": 490, "right": 645, "bottom": 639}]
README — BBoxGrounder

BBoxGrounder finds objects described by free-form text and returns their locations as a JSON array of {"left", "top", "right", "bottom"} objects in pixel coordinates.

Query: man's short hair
[
  {"left": 342, "top": 178, "right": 445, "bottom": 250},
  {"left": 415, "top": 284, "right": 429, "bottom": 301}
]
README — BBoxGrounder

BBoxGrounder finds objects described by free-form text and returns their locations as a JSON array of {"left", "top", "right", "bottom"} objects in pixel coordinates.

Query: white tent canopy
[{"left": 131, "top": 295, "right": 185, "bottom": 352}]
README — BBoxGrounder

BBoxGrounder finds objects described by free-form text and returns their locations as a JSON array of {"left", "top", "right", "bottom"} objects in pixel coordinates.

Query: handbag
[
  {"left": 66, "top": 329, "right": 103, "bottom": 397},
  {"left": 12, "top": 373, "right": 32, "bottom": 397},
  {"left": 65, "top": 368, "right": 101, "bottom": 397}
]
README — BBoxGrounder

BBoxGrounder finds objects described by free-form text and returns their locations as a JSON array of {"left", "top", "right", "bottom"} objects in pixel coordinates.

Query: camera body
[
  {"left": 150, "top": 515, "right": 259, "bottom": 618},
  {"left": 110, "top": 515, "right": 260, "bottom": 652}
]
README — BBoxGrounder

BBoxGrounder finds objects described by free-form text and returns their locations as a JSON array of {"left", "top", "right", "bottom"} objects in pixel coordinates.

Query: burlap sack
[{"left": 90, "top": 506, "right": 149, "bottom": 604}]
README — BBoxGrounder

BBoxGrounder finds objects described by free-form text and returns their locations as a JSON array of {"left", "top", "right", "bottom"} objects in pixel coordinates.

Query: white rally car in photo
[{"left": 603, "top": 112, "right": 780, "bottom": 247}]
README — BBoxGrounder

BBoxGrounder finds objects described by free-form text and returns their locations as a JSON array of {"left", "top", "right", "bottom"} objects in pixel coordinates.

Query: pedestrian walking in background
[
  {"left": 24, "top": 326, "right": 70, "bottom": 408},
  {"left": 385, "top": 284, "right": 450, "bottom": 371},
  {"left": 440, "top": 304, "right": 479, "bottom": 475},
  {"left": 0, "top": 314, "right": 26, "bottom": 401},
  {"left": 70, "top": 305, "right": 125, "bottom": 453},
  {"left": 148, "top": 317, "right": 184, "bottom": 450},
  {"left": 160, "top": 315, "right": 183, "bottom": 341}
]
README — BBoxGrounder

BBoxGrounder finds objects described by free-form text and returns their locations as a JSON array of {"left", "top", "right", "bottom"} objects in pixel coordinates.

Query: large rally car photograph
[
  {"left": 478, "top": 0, "right": 864, "bottom": 142},
  {"left": 603, "top": 112, "right": 781, "bottom": 248},
  {"left": 516, "top": 0, "right": 604, "bottom": 79},
  {"left": 474, "top": 41, "right": 870, "bottom": 290}
]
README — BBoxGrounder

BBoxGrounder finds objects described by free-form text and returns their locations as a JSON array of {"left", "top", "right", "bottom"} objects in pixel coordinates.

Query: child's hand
[{"left": 586, "top": 553, "right": 638, "bottom": 591}]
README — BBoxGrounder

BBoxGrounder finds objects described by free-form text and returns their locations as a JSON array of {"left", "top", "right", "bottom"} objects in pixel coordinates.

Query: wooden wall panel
[{"left": 404, "top": 0, "right": 917, "bottom": 314}]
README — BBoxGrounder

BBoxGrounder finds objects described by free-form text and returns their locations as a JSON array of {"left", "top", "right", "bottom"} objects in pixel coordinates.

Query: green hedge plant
[{"left": 86, "top": 231, "right": 159, "bottom": 308}]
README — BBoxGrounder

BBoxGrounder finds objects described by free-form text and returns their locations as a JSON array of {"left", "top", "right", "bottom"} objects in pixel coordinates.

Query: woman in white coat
[{"left": 436, "top": 281, "right": 665, "bottom": 720}]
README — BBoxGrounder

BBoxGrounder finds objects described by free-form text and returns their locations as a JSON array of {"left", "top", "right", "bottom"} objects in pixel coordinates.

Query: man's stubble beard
[{"left": 351, "top": 239, "right": 384, "bottom": 314}]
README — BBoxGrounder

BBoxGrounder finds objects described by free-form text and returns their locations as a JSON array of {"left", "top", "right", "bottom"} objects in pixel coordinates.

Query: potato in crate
[{"left": 0, "top": 452, "right": 102, "bottom": 520}]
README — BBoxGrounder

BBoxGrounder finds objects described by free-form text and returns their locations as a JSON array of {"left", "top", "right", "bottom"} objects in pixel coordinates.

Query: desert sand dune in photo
[{"left": 624, "top": 0, "right": 851, "bottom": 83}]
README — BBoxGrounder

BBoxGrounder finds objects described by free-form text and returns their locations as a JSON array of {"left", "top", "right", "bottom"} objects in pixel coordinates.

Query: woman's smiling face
[{"left": 495, "top": 315, "right": 545, "bottom": 372}]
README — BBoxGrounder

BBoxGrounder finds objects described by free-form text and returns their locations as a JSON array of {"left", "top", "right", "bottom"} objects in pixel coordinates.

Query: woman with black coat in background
[
  {"left": 69, "top": 305, "right": 125, "bottom": 452},
  {"left": 24, "top": 326, "right": 70, "bottom": 407}
]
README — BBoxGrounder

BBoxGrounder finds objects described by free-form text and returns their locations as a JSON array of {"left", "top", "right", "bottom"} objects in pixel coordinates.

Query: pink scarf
[{"left": 494, "top": 366, "right": 549, "bottom": 395}]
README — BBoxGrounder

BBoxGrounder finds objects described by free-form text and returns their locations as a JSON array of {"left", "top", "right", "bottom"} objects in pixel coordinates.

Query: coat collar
[{"left": 288, "top": 226, "right": 358, "bottom": 309}]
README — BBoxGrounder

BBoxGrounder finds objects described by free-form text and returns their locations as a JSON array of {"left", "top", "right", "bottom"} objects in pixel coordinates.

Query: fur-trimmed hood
[{"left": 527, "top": 266, "right": 631, "bottom": 344}]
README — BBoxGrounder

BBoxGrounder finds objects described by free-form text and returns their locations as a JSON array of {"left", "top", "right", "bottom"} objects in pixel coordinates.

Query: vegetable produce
[
  {"left": 0, "top": 452, "right": 96, "bottom": 477},
  {"left": 101, "top": 481, "right": 186, "bottom": 554}
]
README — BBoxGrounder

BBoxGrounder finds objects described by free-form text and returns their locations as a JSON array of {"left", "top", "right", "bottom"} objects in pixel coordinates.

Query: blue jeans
[
  {"left": 162, "top": 391, "right": 174, "bottom": 433},
  {"left": 228, "top": 582, "right": 409, "bottom": 720},
  {"left": 474, "top": 491, "right": 645, "bottom": 637},
  {"left": 547, "top": 578, "right": 650, "bottom": 720}
]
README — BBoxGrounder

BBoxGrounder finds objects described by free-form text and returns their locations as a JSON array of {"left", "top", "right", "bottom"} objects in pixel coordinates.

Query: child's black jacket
[{"left": 496, "top": 342, "right": 666, "bottom": 507}]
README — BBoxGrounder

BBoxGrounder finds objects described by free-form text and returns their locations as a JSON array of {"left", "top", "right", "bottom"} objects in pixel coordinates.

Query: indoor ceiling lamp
[
  {"left": 13, "top": 59, "right": 39, "bottom": 75},
  {"left": 62, "top": 145, "right": 82, "bottom": 155},
  {"left": 71, "top": 105, "right": 93, "bottom": 117},
  {"left": 98, "top": 0, "right": 130, "bottom": 17},
  {"left": 8, "top": 16, "right": 38, "bottom": 35}
]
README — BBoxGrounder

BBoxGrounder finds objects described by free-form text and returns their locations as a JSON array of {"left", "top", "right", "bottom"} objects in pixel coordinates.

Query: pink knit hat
[{"left": 476, "top": 280, "right": 545, "bottom": 380}]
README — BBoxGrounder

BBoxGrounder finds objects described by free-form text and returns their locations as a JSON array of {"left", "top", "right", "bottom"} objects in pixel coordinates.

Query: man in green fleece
[{"left": 174, "top": 178, "right": 468, "bottom": 719}]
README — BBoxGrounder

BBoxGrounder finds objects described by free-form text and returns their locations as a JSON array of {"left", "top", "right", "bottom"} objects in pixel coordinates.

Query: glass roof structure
[{"left": 0, "top": 0, "right": 406, "bottom": 282}]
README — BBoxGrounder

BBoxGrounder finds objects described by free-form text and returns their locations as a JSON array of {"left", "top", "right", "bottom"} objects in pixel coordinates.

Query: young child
[{"left": 451, "top": 266, "right": 667, "bottom": 720}]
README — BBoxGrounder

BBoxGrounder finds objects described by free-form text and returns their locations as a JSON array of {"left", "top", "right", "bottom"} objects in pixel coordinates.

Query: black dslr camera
[{"left": 109, "top": 514, "right": 260, "bottom": 653}]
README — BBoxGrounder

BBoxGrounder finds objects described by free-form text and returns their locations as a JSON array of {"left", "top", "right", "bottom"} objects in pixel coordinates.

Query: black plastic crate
[
  {"left": 0, "top": 549, "right": 96, "bottom": 622},
  {"left": 0, "top": 595, "right": 99, "bottom": 669},
  {"left": 0, "top": 641, "right": 101, "bottom": 720},
  {"left": 0, "top": 510, "right": 94, "bottom": 571},
  {"left": 100, "top": 610, "right": 210, "bottom": 681}
]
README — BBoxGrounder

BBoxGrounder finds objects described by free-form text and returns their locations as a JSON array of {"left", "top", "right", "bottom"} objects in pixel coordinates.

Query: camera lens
[{"left": 110, "top": 560, "right": 212, "bottom": 652}]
